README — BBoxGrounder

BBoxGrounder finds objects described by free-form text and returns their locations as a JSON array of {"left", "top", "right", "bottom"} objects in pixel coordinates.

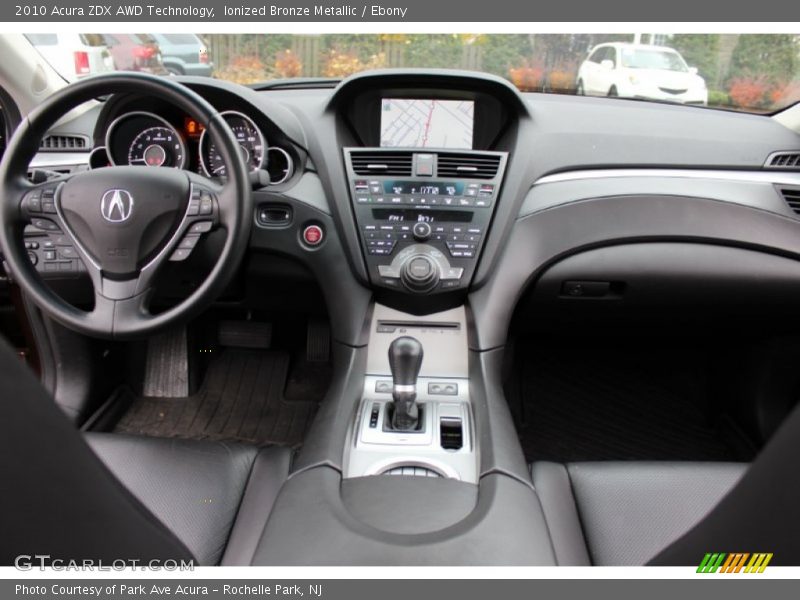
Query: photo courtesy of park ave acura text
[{"left": 1, "top": 7, "right": 800, "bottom": 578}]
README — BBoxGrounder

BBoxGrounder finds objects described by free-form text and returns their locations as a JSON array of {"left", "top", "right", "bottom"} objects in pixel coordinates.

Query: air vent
[
  {"left": 766, "top": 151, "right": 800, "bottom": 170},
  {"left": 779, "top": 187, "right": 800, "bottom": 215},
  {"left": 40, "top": 134, "right": 88, "bottom": 151},
  {"left": 350, "top": 151, "right": 412, "bottom": 176},
  {"left": 382, "top": 466, "right": 442, "bottom": 478},
  {"left": 437, "top": 152, "right": 501, "bottom": 179}
]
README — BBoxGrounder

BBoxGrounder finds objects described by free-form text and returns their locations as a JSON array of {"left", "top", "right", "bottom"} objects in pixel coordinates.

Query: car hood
[{"left": 626, "top": 69, "right": 704, "bottom": 89}]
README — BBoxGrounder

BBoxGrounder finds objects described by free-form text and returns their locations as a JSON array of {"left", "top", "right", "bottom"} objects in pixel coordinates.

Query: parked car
[
  {"left": 24, "top": 33, "right": 115, "bottom": 81},
  {"left": 100, "top": 33, "right": 168, "bottom": 75},
  {"left": 577, "top": 42, "right": 708, "bottom": 105},
  {"left": 150, "top": 33, "right": 213, "bottom": 77}
]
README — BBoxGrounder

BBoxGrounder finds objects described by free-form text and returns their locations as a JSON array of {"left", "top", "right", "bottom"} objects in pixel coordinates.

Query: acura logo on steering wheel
[{"left": 100, "top": 189, "right": 134, "bottom": 223}]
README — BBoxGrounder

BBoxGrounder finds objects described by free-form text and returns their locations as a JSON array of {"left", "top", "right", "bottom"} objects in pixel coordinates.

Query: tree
[
  {"left": 728, "top": 34, "right": 798, "bottom": 84},
  {"left": 670, "top": 34, "right": 720, "bottom": 83}
]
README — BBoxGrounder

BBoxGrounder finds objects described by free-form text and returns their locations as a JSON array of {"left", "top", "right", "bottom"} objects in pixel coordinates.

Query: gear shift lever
[{"left": 388, "top": 336, "right": 424, "bottom": 431}]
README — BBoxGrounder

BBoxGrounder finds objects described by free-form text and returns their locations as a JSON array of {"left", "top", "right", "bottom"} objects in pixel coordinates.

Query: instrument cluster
[{"left": 100, "top": 109, "right": 294, "bottom": 185}]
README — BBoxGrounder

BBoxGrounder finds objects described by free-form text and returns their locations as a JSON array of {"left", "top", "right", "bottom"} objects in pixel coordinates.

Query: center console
[
  {"left": 344, "top": 148, "right": 507, "bottom": 294},
  {"left": 344, "top": 305, "right": 478, "bottom": 483}
]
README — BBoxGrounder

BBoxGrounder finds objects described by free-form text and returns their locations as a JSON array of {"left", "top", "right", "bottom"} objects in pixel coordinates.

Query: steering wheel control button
[
  {"left": 31, "top": 219, "right": 61, "bottom": 232},
  {"left": 178, "top": 235, "right": 200, "bottom": 250},
  {"left": 199, "top": 194, "right": 214, "bottom": 215},
  {"left": 27, "top": 251, "right": 38, "bottom": 265},
  {"left": 169, "top": 248, "right": 193, "bottom": 262},
  {"left": 23, "top": 191, "right": 42, "bottom": 213},
  {"left": 412, "top": 221, "right": 432, "bottom": 241},
  {"left": 188, "top": 221, "right": 213, "bottom": 234},
  {"left": 302, "top": 224, "right": 324, "bottom": 247}
]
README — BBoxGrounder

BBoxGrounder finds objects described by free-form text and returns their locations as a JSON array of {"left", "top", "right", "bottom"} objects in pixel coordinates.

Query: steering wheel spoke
[{"left": 0, "top": 72, "right": 251, "bottom": 339}]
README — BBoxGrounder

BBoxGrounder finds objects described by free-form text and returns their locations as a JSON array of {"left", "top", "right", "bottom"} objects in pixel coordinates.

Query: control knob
[
  {"left": 412, "top": 221, "right": 432, "bottom": 241},
  {"left": 400, "top": 254, "right": 439, "bottom": 293}
]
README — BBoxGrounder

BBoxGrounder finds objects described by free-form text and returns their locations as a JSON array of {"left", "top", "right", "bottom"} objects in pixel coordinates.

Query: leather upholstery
[
  {"left": 86, "top": 433, "right": 290, "bottom": 566},
  {"left": 221, "top": 447, "right": 294, "bottom": 565},
  {"left": 532, "top": 461, "right": 746, "bottom": 566}
]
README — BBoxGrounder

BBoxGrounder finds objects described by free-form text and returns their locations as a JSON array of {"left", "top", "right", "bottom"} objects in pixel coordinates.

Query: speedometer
[
  {"left": 106, "top": 111, "right": 188, "bottom": 169},
  {"left": 127, "top": 126, "right": 187, "bottom": 169},
  {"left": 199, "top": 111, "right": 266, "bottom": 177}
]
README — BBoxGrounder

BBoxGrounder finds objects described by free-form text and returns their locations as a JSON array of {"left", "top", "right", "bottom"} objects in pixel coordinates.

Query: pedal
[
  {"left": 143, "top": 327, "right": 189, "bottom": 398},
  {"left": 306, "top": 318, "right": 330, "bottom": 362},
  {"left": 218, "top": 320, "right": 272, "bottom": 349}
]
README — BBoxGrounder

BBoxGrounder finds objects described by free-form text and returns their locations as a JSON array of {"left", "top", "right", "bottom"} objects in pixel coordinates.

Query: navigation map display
[{"left": 380, "top": 99, "right": 474, "bottom": 149}]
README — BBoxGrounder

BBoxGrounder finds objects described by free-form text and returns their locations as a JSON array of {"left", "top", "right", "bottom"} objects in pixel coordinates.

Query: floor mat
[
  {"left": 114, "top": 349, "right": 324, "bottom": 447},
  {"left": 513, "top": 342, "right": 740, "bottom": 463}
]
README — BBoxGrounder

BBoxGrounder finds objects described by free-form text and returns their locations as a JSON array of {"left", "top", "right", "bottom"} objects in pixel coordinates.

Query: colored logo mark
[{"left": 697, "top": 553, "right": 773, "bottom": 573}]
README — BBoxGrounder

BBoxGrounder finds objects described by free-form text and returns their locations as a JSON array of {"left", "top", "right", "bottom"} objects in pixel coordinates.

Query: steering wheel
[{"left": 0, "top": 73, "right": 252, "bottom": 339}]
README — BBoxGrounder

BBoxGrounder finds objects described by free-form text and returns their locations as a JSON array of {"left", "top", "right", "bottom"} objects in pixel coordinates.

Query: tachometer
[
  {"left": 200, "top": 111, "right": 266, "bottom": 177},
  {"left": 127, "top": 126, "right": 186, "bottom": 168}
]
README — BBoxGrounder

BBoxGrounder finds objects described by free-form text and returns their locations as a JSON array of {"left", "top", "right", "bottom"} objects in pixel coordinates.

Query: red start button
[{"left": 303, "top": 224, "right": 324, "bottom": 246}]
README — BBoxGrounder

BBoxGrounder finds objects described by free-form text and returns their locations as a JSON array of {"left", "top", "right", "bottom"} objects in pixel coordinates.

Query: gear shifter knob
[{"left": 388, "top": 336, "right": 423, "bottom": 431}]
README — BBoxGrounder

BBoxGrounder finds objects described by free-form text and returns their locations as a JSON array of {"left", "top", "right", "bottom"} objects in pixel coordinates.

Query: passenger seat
[{"left": 531, "top": 462, "right": 745, "bottom": 565}]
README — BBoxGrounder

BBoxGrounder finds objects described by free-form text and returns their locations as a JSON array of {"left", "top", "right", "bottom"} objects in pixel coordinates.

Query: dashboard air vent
[
  {"left": 779, "top": 187, "right": 800, "bottom": 215},
  {"left": 766, "top": 151, "right": 800, "bottom": 170},
  {"left": 437, "top": 152, "right": 501, "bottom": 179},
  {"left": 40, "top": 134, "right": 88, "bottom": 151},
  {"left": 350, "top": 151, "right": 412, "bottom": 176}
]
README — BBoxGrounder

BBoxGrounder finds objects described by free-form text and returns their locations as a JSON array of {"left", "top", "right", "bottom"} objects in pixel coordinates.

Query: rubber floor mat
[
  {"left": 514, "top": 344, "right": 739, "bottom": 463},
  {"left": 114, "top": 350, "right": 322, "bottom": 447}
]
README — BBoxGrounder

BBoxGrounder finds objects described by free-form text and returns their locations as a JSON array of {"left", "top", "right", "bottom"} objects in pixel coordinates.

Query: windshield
[
  {"left": 620, "top": 47, "right": 688, "bottom": 72},
  {"left": 24, "top": 33, "right": 800, "bottom": 114}
]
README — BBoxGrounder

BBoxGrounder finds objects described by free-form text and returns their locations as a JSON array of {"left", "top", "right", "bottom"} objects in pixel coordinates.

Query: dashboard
[{"left": 21, "top": 69, "right": 800, "bottom": 348}]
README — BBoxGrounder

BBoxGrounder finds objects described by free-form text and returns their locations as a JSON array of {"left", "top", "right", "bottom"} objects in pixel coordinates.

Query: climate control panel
[{"left": 344, "top": 148, "right": 507, "bottom": 294}]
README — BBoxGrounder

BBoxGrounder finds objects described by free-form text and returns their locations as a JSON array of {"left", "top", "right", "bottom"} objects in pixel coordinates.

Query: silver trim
[
  {"left": 104, "top": 111, "right": 188, "bottom": 169},
  {"left": 198, "top": 110, "right": 267, "bottom": 178},
  {"left": 266, "top": 146, "right": 294, "bottom": 185},
  {"left": 30, "top": 152, "right": 90, "bottom": 169},
  {"left": 393, "top": 384, "right": 416, "bottom": 393},
  {"left": 764, "top": 150, "right": 800, "bottom": 170},
  {"left": 535, "top": 168, "right": 800, "bottom": 187}
]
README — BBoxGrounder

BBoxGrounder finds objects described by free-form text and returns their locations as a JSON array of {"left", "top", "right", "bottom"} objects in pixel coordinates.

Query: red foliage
[
  {"left": 728, "top": 76, "right": 770, "bottom": 109},
  {"left": 509, "top": 64, "right": 545, "bottom": 92}
]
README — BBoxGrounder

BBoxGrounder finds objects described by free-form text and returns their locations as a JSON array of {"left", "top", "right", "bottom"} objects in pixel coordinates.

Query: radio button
[{"left": 441, "top": 267, "right": 464, "bottom": 281}]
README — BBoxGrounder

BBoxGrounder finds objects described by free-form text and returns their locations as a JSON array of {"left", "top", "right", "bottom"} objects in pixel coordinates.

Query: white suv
[
  {"left": 25, "top": 33, "right": 115, "bottom": 82},
  {"left": 577, "top": 43, "right": 708, "bottom": 105}
]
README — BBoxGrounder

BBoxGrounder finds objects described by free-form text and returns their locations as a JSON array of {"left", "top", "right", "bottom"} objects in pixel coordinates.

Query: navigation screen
[{"left": 380, "top": 99, "right": 474, "bottom": 149}]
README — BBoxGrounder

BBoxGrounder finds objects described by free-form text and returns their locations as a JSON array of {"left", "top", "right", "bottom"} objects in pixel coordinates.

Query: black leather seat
[
  {"left": 0, "top": 336, "right": 290, "bottom": 566},
  {"left": 532, "top": 462, "right": 747, "bottom": 565},
  {"left": 85, "top": 433, "right": 291, "bottom": 565}
]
